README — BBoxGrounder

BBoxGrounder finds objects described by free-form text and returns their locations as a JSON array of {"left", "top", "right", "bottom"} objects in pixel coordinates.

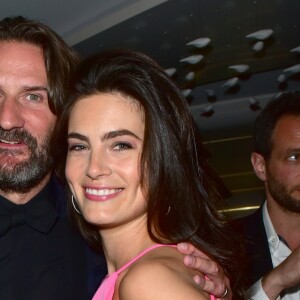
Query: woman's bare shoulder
[{"left": 118, "top": 246, "right": 209, "bottom": 300}]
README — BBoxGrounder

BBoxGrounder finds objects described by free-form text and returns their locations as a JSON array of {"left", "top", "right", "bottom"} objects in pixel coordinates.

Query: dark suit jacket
[{"left": 232, "top": 204, "right": 273, "bottom": 288}]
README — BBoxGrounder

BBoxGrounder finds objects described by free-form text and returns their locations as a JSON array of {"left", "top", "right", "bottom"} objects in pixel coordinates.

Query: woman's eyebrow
[
  {"left": 67, "top": 132, "right": 89, "bottom": 142},
  {"left": 101, "top": 129, "right": 141, "bottom": 141}
]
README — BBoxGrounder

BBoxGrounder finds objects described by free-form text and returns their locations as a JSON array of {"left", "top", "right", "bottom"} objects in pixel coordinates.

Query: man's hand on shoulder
[{"left": 177, "top": 243, "right": 231, "bottom": 300}]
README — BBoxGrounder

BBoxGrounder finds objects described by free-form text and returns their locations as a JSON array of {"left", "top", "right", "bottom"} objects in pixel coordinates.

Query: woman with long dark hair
[{"left": 55, "top": 49, "right": 243, "bottom": 299}]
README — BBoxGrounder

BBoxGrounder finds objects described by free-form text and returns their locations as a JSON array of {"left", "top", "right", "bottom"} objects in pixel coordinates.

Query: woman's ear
[{"left": 251, "top": 152, "right": 267, "bottom": 181}]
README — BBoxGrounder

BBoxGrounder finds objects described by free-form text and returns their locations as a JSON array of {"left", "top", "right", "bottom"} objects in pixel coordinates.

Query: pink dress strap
[
  {"left": 92, "top": 244, "right": 175, "bottom": 300},
  {"left": 115, "top": 243, "right": 175, "bottom": 275},
  {"left": 92, "top": 243, "right": 215, "bottom": 300}
]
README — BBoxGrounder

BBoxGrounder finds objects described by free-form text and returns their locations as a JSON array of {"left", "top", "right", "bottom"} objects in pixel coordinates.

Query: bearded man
[
  {"left": 233, "top": 91, "right": 300, "bottom": 300},
  {"left": 0, "top": 16, "right": 106, "bottom": 300},
  {"left": 0, "top": 16, "right": 232, "bottom": 300}
]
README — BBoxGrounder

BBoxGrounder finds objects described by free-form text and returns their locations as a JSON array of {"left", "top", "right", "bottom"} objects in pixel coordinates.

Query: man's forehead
[
  {"left": 0, "top": 41, "right": 48, "bottom": 85},
  {"left": 0, "top": 41, "right": 45, "bottom": 66},
  {"left": 272, "top": 115, "right": 300, "bottom": 148},
  {"left": 275, "top": 115, "right": 300, "bottom": 132}
]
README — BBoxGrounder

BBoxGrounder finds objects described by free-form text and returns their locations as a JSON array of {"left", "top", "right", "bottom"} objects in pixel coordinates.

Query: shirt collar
[{"left": 262, "top": 201, "right": 280, "bottom": 253}]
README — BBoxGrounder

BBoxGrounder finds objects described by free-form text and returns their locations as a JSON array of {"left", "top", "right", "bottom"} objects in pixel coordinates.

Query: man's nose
[{"left": 0, "top": 97, "right": 25, "bottom": 130}]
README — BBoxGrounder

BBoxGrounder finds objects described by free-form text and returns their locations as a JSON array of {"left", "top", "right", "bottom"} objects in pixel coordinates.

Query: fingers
[
  {"left": 194, "top": 275, "right": 231, "bottom": 300},
  {"left": 182, "top": 253, "right": 218, "bottom": 276},
  {"left": 178, "top": 242, "right": 232, "bottom": 299},
  {"left": 194, "top": 275, "right": 214, "bottom": 292},
  {"left": 216, "top": 285, "right": 232, "bottom": 300},
  {"left": 177, "top": 242, "right": 210, "bottom": 259}
]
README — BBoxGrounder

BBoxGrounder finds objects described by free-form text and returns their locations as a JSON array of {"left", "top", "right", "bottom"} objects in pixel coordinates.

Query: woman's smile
[{"left": 84, "top": 187, "right": 123, "bottom": 202}]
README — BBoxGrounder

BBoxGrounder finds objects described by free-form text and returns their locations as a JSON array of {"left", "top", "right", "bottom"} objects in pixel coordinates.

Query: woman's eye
[
  {"left": 113, "top": 142, "right": 133, "bottom": 151},
  {"left": 69, "top": 144, "right": 86, "bottom": 151}
]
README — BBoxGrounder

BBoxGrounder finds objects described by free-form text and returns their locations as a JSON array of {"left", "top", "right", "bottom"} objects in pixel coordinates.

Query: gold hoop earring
[{"left": 71, "top": 195, "right": 81, "bottom": 214}]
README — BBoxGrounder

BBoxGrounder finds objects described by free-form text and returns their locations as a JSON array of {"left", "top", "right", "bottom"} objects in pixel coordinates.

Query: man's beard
[
  {"left": 268, "top": 171, "right": 300, "bottom": 213},
  {"left": 0, "top": 128, "right": 54, "bottom": 194}
]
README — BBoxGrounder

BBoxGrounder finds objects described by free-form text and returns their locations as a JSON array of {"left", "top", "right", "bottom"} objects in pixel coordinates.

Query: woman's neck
[{"left": 100, "top": 214, "right": 155, "bottom": 274}]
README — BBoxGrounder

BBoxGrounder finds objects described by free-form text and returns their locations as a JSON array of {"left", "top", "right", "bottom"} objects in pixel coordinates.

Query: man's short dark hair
[{"left": 254, "top": 90, "right": 300, "bottom": 159}]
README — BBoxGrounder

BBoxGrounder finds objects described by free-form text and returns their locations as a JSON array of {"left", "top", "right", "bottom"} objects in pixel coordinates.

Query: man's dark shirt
[{"left": 0, "top": 177, "right": 107, "bottom": 300}]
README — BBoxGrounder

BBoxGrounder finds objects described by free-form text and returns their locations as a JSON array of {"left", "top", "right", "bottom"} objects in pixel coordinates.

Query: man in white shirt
[{"left": 234, "top": 91, "right": 300, "bottom": 300}]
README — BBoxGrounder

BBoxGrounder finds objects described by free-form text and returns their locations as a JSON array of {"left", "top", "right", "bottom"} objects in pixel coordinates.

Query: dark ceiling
[
  {"left": 75, "top": 0, "right": 300, "bottom": 85},
  {"left": 75, "top": 0, "right": 300, "bottom": 217},
  {"left": 74, "top": 0, "right": 300, "bottom": 218},
  {"left": 3, "top": 0, "right": 299, "bottom": 218}
]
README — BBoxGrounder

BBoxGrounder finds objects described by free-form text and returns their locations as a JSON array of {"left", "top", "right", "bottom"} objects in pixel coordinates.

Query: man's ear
[{"left": 251, "top": 152, "right": 267, "bottom": 181}]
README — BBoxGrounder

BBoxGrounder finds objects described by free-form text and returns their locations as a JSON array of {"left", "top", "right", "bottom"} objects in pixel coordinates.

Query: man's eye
[
  {"left": 287, "top": 154, "right": 298, "bottom": 161},
  {"left": 27, "top": 94, "right": 41, "bottom": 102}
]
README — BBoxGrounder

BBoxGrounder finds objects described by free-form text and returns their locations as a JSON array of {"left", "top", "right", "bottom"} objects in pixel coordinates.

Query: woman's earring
[
  {"left": 71, "top": 195, "right": 82, "bottom": 214},
  {"left": 166, "top": 206, "right": 171, "bottom": 215}
]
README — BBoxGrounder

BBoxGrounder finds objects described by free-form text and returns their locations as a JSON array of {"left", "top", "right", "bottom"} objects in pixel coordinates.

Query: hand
[
  {"left": 177, "top": 242, "right": 231, "bottom": 300},
  {"left": 262, "top": 247, "right": 300, "bottom": 299}
]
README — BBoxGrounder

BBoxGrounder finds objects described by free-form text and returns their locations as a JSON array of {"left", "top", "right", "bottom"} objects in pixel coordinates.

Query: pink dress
[{"left": 92, "top": 244, "right": 216, "bottom": 300}]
